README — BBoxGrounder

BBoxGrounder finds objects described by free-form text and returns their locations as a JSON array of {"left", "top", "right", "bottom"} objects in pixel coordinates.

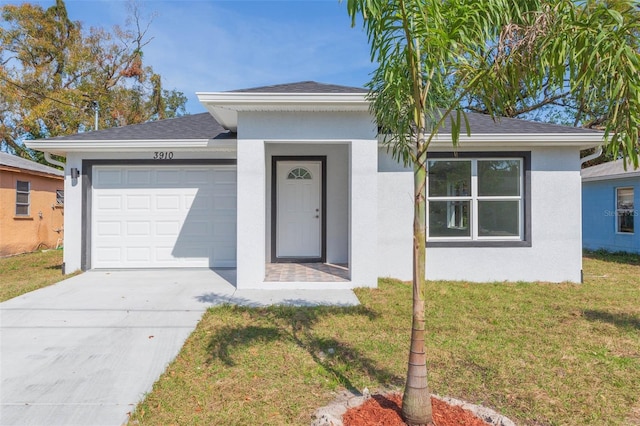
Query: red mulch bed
[{"left": 343, "top": 393, "right": 490, "bottom": 426}]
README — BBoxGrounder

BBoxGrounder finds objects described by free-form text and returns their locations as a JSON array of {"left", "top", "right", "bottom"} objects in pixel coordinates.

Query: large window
[
  {"left": 16, "top": 180, "right": 30, "bottom": 216},
  {"left": 427, "top": 157, "right": 524, "bottom": 242},
  {"left": 616, "top": 187, "right": 634, "bottom": 234}
]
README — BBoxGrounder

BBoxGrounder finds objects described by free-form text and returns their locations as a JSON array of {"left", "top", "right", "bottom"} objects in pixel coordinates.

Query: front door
[{"left": 275, "top": 160, "right": 323, "bottom": 260}]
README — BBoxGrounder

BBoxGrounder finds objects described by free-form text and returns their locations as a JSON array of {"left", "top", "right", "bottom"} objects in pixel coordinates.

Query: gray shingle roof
[
  {"left": 230, "top": 81, "right": 369, "bottom": 94},
  {"left": 45, "top": 113, "right": 233, "bottom": 141},
  {"left": 30, "top": 82, "right": 602, "bottom": 142},
  {"left": 0, "top": 152, "right": 64, "bottom": 177},
  {"left": 582, "top": 158, "right": 640, "bottom": 180},
  {"left": 439, "top": 111, "right": 602, "bottom": 134}
]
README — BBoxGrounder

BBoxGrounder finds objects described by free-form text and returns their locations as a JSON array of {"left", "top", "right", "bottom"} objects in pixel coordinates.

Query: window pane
[
  {"left": 618, "top": 212, "right": 634, "bottom": 233},
  {"left": 56, "top": 190, "right": 64, "bottom": 205},
  {"left": 478, "top": 201, "right": 520, "bottom": 237},
  {"left": 617, "top": 188, "right": 634, "bottom": 210},
  {"left": 429, "top": 201, "right": 470, "bottom": 237},
  {"left": 16, "top": 181, "right": 29, "bottom": 192},
  {"left": 287, "top": 167, "right": 312, "bottom": 180},
  {"left": 15, "top": 204, "right": 29, "bottom": 215},
  {"left": 478, "top": 160, "right": 520, "bottom": 196},
  {"left": 16, "top": 193, "right": 29, "bottom": 204},
  {"left": 428, "top": 161, "right": 471, "bottom": 197}
]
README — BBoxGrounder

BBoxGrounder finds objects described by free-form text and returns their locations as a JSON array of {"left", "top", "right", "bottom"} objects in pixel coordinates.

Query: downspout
[
  {"left": 44, "top": 152, "right": 66, "bottom": 169},
  {"left": 580, "top": 146, "right": 603, "bottom": 165}
]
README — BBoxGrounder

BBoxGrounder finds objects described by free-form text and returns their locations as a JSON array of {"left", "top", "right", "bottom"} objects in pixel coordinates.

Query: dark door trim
[{"left": 271, "top": 156, "right": 327, "bottom": 263}]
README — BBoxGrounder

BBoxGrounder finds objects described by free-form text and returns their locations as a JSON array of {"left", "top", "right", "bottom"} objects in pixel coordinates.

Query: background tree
[
  {"left": 0, "top": 0, "right": 187, "bottom": 162},
  {"left": 347, "top": 0, "right": 640, "bottom": 424}
]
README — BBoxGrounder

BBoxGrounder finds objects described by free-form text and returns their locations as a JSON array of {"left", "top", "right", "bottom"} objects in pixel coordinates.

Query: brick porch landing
[{"left": 265, "top": 263, "right": 350, "bottom": 282}]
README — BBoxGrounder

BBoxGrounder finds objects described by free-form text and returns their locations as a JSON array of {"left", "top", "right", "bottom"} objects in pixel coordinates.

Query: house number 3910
[{"left": 153, "top": 151, "right": 174, "bottom": 160}]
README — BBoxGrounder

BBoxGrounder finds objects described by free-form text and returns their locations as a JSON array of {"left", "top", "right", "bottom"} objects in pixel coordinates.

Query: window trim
[
  {"left": 426, "top": 152, "right": 532, "bottom": 248},
  {"left": 15, "top": 180, "right": 31, "bottom": 216},
  {"left": 615, "top": 187, "right": 634, "bottom": 234}
]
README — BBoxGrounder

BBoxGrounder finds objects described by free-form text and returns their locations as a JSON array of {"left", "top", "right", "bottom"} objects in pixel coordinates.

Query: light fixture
[{"left": 71, "top": 168, "right": 80, "bottom": 179}]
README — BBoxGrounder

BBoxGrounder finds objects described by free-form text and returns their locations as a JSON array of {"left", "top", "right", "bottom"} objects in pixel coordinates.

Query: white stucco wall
[
  {"left": 236, "top": 111, "right": 378, "bottom": 289},
  {"left": 62, "top": 152, "right": 83, "bottom": 273},
  {"left": 377, "top": 146, "right": 584, "bottom": 283}
]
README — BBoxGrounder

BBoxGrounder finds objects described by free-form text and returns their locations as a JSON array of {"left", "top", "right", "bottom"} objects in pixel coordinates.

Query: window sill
[
  {"left": 14, "top": 216, "right": 33, "bottom": 220},
  {"left": 427, "top": 240, "right": 531, "bottom": 248}
]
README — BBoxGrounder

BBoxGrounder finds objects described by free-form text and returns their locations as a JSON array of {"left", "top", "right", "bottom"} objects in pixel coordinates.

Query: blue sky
[{"left": 3, "top": 0, "right": 375, "bottom": 113}]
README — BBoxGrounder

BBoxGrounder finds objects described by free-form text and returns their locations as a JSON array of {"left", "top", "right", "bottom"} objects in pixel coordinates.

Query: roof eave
[
  {"left": 0, "top": 165, "right": 64, "bottom": 179},
  {"left": 582, "top": 171, "right": 640, "bottom": 182},
  {"left": 197, "top": 92, "right": 370, "bottom": 132},
  {"left": 25, "top": 138, "right": 238, "bottom": 156},
  {"left": 378, "top": 133, "right": 604, "bottom": 149}
]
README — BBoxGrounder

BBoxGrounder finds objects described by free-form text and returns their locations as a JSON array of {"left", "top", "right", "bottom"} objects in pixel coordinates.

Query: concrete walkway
[{"left": 0, "top": 269, "right": 359, "bottom": 426}]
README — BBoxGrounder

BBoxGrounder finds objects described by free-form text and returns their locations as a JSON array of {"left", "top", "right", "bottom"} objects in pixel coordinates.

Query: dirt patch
[{"left": 312, "top": 390, "right": 515, "bottom": 426}]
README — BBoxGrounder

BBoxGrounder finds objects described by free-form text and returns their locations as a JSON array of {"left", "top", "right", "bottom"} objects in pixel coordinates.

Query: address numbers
[{"left": 153, "top": 151, "right": 174, "bottom": 160}]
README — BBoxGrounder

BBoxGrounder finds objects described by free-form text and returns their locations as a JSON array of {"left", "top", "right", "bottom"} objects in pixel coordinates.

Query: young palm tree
[{"left": 346, "top": 1, "right": 640, "bottom": 424}]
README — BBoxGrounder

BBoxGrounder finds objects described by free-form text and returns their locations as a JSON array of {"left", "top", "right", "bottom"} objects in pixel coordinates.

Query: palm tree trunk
[{"left": 401, "top": 145, "right": 433, "bottom": 425}]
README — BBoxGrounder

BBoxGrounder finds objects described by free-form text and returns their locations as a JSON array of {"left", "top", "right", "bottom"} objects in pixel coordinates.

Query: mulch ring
[
  {"left": 312, "top": 390, "right": 516, "bottom": 426},
  {"left": 343, "top": 393, "right": 488, "bottom": 426}
]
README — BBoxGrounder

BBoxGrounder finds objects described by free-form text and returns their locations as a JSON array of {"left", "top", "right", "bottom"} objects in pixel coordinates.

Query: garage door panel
[
  {"left": 126, "top": 195, "right": 151, "bottom": 210},
  {"left": 95, "top": 247, "right": 122, "bottom": 262},
  {"left": 126, "top": 247, "right": 151, "bottom": 262},
  {"left": 185, "top": 169, "right": 210, "bottom": 184},
  {"left": 96, "top": 194, "right": 122, "bottom": 210},
  {"left": 92, "top": 165, "right": 237, "bottom": 269},
  {"left": 156, "top": 221, "right": 181, "bottom": 236},
  {"left": 156, "top": 169, "right": 181, "bottom": 185},
  {"left": 126, "top": 221, "right": 151, "bottom": 236},
  {"left": 156, "top": 195, "right": 180, "bottom": 210},
  {"left": 94, "top": 169, "right": 122, "bottom": 187},
  {"left": 96, "top": 221, "right": 122, "bottom": 237},
  {"left": 127, "top": 169, "right": 151, "bottom": 185}
]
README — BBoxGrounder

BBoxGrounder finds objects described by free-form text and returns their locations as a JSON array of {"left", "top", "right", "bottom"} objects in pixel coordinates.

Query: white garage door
[{"left": 91, "top": 165, "right": 236, "bottom": 268}]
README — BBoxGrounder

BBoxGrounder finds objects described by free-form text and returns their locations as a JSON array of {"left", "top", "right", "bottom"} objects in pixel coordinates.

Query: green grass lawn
[
  {"left": 0, "top": 249, "right": 73, "bottom": 302},
  {"left": 129, "top": 251, "right": 640, "bottom": 426}
]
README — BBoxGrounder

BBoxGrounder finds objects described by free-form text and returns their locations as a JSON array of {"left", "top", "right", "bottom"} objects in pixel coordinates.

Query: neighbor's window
[
  {"left": 427, "top": 158, "right": 523, "bottom": 240},
  {"left": 56, "top": 189, "right": 64, "bottom": 206},
  {"left": 616, "top": 187, "right": 634, "bottom": 233},
  {"left": 16, "top": 180, "right": 30, "bottom": 216}
]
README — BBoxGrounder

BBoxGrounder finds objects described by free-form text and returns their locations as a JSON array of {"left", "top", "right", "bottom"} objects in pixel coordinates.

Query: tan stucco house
[{"left": 0, "top": 152, "right": 64, "bottom": 257}]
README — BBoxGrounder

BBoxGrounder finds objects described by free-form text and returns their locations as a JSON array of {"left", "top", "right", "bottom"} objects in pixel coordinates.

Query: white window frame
[
  {"left": 16, "top": 180, "right": 30, "bottom": 216},
  {"left": 615, "top": 187, "right": 634, "bottom": 234},
  {"left": 427, "top": 158, "right": 524, "bottom": 242}
]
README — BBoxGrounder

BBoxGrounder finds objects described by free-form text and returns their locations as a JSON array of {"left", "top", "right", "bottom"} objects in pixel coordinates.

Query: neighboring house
[
  {"left": 582, "top": 159, "right": 640, "bottom": 254},
  {"left": 26, "top": 81, "right": 603, "bottom": 287},
  {"left": 0, "top": 152, "right": 64, "bottom": 257}
]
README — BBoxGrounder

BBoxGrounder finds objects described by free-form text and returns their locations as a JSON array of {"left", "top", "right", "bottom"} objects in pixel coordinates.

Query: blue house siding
[{"left": 582, "top": 177, "right": 640, "bottom": 253}]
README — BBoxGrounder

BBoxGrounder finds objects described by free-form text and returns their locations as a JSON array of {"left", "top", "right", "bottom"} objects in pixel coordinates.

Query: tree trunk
[{"left": 401, "top": 146, "right": 433, "bottom": 425}]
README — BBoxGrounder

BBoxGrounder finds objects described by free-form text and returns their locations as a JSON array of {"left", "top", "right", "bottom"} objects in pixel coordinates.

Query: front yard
[
  {"left": 2, "top": 250, "right": 638, "bottom": 425},
  {"left": 130, "top": 251, "right": 640, "bottom": 426}
]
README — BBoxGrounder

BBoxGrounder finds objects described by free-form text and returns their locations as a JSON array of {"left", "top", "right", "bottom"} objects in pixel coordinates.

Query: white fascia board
[
  {"left": 378, "top": 133, "right": 604, "bottom": 149},
  {"left": 25, "top": 138, "right": 238, "bottom": 156},
  {"left": 196, "top": 92, "right": 370, "bottom": 131}
]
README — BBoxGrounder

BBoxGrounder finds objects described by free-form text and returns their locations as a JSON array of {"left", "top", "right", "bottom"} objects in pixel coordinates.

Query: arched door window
[{"left": 287, "top": 167, "right": 312, "bottom": 180}]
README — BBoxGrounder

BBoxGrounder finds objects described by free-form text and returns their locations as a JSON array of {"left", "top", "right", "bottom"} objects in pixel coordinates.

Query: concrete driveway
[{"left": 0, "top": 269, "right": 359, "bottom": 426}]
